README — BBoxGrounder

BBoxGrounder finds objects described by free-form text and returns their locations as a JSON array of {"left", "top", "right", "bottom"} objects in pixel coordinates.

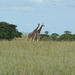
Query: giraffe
[
  {"left": 36, "top": 24, "right": 45, "bottom": 41},
  {"left": 27, "top": 24, "right": 40, "bottom": 41}
]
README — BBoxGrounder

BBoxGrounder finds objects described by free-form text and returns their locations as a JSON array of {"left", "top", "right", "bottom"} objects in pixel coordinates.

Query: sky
[{"left": 0, "top": 0, "right": 75, "bottom": 35}]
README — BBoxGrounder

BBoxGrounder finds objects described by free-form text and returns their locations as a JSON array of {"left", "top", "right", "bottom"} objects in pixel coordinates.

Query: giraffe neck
[
  {"left": 33, "top": 25, "right": 39, "bottom": 33},
  {"left": 37, "top": 25, "right": 43, "bottom": 33}
]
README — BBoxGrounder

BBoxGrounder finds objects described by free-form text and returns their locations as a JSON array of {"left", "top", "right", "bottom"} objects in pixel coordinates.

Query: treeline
[
  {"left": 40, "top": 31, "right": 75, "bottom": 41},
  {"left": 0, "top": 21, "right": 74, "bottom": 41},
  {"left": 0, "top": 22, "right": 22, "bottom": 40}
]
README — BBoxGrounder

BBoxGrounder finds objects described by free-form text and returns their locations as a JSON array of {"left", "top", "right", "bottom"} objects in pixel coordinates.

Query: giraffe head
[
  {"left": 38, "top": 24, "right": 40, "bottom": 26},
  {"left": 42, "top": 24, "right": 45, "bottom": 27}
]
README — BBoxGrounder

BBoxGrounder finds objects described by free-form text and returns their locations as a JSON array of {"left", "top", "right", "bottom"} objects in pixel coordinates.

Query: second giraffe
[{"left": 36, "top": 24, "right": 45, "bottom": 41}]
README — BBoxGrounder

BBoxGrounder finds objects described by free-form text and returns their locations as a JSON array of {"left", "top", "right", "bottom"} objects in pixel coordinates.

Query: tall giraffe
[
  {"left": 28, "top": 24, "right": 40, "bottom": 41},
  {"left": 36, "top": 24, "right": 45, "bottom": 41}
]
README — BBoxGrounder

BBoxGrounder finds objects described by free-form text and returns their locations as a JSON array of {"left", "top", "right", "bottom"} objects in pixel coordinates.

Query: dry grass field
[{"left": 0, "top": 35, "right": 75, "bottom": 75}]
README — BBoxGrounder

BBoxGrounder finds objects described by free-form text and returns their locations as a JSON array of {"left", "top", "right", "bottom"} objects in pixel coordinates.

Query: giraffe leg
[
  {"left": 32, "top": 36, "right": 35, "bottom": 41},
  {"left": 33, "top": 39, "right": 34, "bottom": 41},
  {"left": 32, "top": 33, "right": 36, "bottom": 41},
  {"left": 37, "top": 34, "right": 40, "bottom": 41}
]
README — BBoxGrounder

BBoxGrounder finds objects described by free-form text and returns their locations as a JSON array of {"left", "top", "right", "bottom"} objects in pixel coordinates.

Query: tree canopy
[
  {"left": 64, "top": 30, "right": 72, "bottom": 34},
  {"left": 45, "top": 31, "right": 49, "bottom": 35},
  {"left": 0, "top": 21, "right": 22, "bottom": 40}
]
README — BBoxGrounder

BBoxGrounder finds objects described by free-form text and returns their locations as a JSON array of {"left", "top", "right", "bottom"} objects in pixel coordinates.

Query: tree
[
  {"left": 45, "top": 31, "right": 49, "bottom": 35},
  {"left": 0, "top": 21, "right": 22, "bottom": 40},
  {"left": 64, "top": 30, "right": 72, "bottom": 34},
  {"left": 51, "top": 33, "right": 59, "bottom": 36}
]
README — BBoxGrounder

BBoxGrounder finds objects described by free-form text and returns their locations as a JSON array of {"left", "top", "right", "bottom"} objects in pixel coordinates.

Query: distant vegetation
[
  {"left": 0, "top": 21, "right": 22, "bottom": 40},
  {"left": 0, "top": 21, "right": 75, "bottom": 41},
  {"left": 40, "top": 30, "right": 75, "bottom": 41}
]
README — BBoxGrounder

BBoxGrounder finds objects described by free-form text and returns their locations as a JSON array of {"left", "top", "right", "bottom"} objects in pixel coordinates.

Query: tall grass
[{"left": 0, "top": 35, "right": 75, "bottom": 75}]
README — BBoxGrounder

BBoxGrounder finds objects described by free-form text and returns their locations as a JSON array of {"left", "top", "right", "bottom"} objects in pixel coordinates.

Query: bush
[
  {"left": 50, "top": 35, "right": 57, "bottom": 41},
  {"left": 40, "top": 34, "right": 59, "bottom": 41},
  {"left": 58, "top": 34, "right": 75, "bottom": 41},
  {"left": 40, "top": 34, "right": 50, "bottom": 41}
]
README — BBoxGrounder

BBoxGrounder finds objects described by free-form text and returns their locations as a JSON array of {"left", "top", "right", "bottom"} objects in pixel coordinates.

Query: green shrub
[
  {"left": 40, "top": 34, "right": 50, "bottom": 41},
  {"left": 58, "top": 34, "right": 75, "bottom": 41}
]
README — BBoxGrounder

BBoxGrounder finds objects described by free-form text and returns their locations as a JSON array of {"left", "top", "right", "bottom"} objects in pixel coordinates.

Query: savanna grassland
[{"left": 0, "top": 35, "right": 75, "bottom": 75}]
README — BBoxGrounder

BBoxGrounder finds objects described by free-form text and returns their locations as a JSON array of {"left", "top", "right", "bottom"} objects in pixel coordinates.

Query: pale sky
[{"left": 0, "top": 0, "right": 75, "bottom": 35}]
